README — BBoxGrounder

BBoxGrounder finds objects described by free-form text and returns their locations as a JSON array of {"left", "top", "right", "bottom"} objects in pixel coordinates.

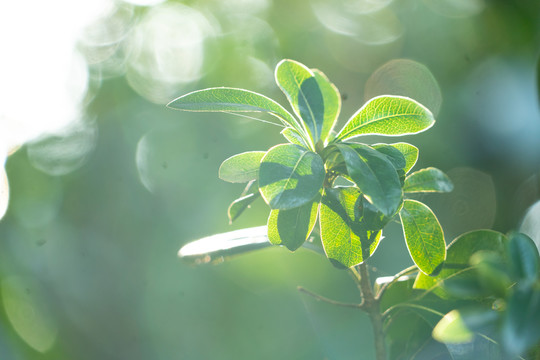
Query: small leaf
[
  {"left": 228, "top": 192, "right": 259, "bottom": 224},
  {"left": 281, "top": 127, "right": 309, "bottom": 148},
  {"left": 337, "top": 95, "right": 435, "bottom": 140},
  {"left": 319, "top": 187, "right": 384, "bottom": 267},
  {"left": 275, "top": 60, "right": 318, "bottom": 145},
  {"left": 267, "top": 195, "right": 320, "bottom": 251},
  {"left": 400, "top": 200, "right": 446, "bottom": 276},
  {"left": 219, "top": 151, "right": 266, "bottom": 183},
  {"left": 388, "top": 142, "right": 419, "bottom": 174},
  {"left": 414, "top": 230, "right": 507, "bottom": 296},
  {"left": 336, "top": 143, "right": 403, "bottom": 216},
  {"left": 259, "top": 144, "right": 325, "bottom": 210},
  {"left": 372, "top": 144, "right": 406, "bottom": 170},
  {"left": 433, "top": 310, "right": 475, "bottom": 344},
  {"left": 167, "top": 87, "right": 302, "bottom": 132},
  {"left": 507, "top": 232, "right": 539, "bottom": 285},
  {"left": 313, "top": 69, "right": 341, "bottom": 144},
  {"left": 275, "top": 60, "right": 340, "bottom": 146},
  {"left": 404, "top": 167, "right": 454, "bottom": 193}
]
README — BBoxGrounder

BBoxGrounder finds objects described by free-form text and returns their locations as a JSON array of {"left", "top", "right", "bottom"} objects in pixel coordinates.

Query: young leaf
[
  {"left": 313, "top": 69, "right": 341, "bottom": 144},
  {"left": 337, "top": 95, "right": 435, "bottom": 140},
  {"left": 400, "top": 200, "right": 446, "bottom": 276},
  {"left": 388, "top": 142, "right": 419, "bottom": 174},
  {"left": 219, "top": 151, "right": 266, "bottom": 183},
  {"left": 507, "top": 232, "right": 539, "bottom": 285},
  {"left": 228, "top": 192, "right": 259, "bottom": 224},
  {"left": 336, "top": 143, "right": 403, "bottom": 216},
  {"left": 281, "top": 127, "right": 309, "bottom": 148},
  {"left": 267, "top": 195, "right": 320, "bottom": 251},
  {"left": 319, "top": 187, "right": 383, "bottom": 267},
  {"left": 259, "top": 144, "right": 325, "bottom": 210},
  {"left": 404, "top": 167, "right": 454, "bottom": 193},
  {"left": 275, "top": 60, "right": 339, "bottom": 146},
  {"left": 167, "top": 87, "right": 302, "bottom": 132},
  {"left": 414, "top": 230, "right": 507, "bottom": 295}
]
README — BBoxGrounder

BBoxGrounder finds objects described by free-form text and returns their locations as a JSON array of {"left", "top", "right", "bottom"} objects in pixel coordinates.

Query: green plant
[{"left": 168, "top": 59, "right": 540, "bottom": 359}]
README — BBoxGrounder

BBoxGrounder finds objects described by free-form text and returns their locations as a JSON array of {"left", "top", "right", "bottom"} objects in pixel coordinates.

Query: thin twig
[
  {"left": 297, "top": 286, "right": 363, "bottom": 309},
  {"left": 375, "top": 264, "right": 419, "bottom": 301}
]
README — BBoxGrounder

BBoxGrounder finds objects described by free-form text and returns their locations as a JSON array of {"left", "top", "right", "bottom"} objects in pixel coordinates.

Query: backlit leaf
[
  {"left": 167, "top": 87, "right": 302, "bottom": 131},
  {"left": 372, "top": 144, "right": 406, "bottom": 170},
  {"left": 178, "top": 226, "right": 271, "bottom": 265},
  {"left": 388, "top": 142, "right": 419, "bottom": 174},
  {"left": 178, "top": 226, "right": 325, "bottom": 265},
  {"left": 275, "top": 60, "right": 339, "bottom": 146},
  {"left": 319, "top": 187, "right": 384, "bottom": 267},
  {"left": 228, "top": 185, "right": 260, "bottom": 224},
  {"left": 281, "top": 127, "right": 309, "bottom": 148},
  {"left": 259, "top": 144, "right": 325, "bottom": 210},
  {"left": 337, "top": 95, "right": 435, "bottom": 140},
  {"left": 400, "top": 200, "right": 446, "bottom": 276},
  {"left": 313, "top": 69, "right": 341, "bottom": 144},
  {"left": 219, "top": 151, "right": 265, "bottom": 183},
  {"left": 404, "top": 167, "right": 454, "bottom": 193},
  {"left": 267, "top": 195, "right": 320, "bottom": 251},
  {"left": 336, "top": 143, "right": 403, "bottom": 216}
]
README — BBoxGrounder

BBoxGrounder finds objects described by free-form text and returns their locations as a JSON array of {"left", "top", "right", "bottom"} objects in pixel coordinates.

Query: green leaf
[
  {"left": 336, "top": 143, "right": 403, "bottom": 216},
  {"left": 433, "top": 310, "right": 475, "bottom": 344},
  {"left": 267, "top": 195, "right": 320, "bottom": 251},
  {"left": 414, "top": 230, "right": 507, "bottom": 296},
  {"left": 178, "top": 226, "right": 272, "bottom": 265},
  {"left": 219, "top": 151, "right": 266, "bottom": 183},
  {"left": 388, "top": 142, "right": 419, "bottom": 174},
  {"left": 319, "top": 187, "right": 384, "bottom": 267},
  {"left": 400, "top": 200, "right": 446, "bottom": 276},
  {"left": 337, "top": 95, "right": 435, "bottom": 140},
  {"left": 228, "top": 181, "right": 260, "bottom": 223},
  {"left": 281, "top": 127, "right": 309, "bottom": 148},
  {"left": 502, "top": 287, "right": 540, "bottom": 357},
  {"left": 507, "top": 232, "right": 539, "bottom": 285},
  {"left": 404, "top": 167, "right": 454, "bottom": 193},
  {"left": 167, "top": 87, "right": 302, "bottom": 131},
  {"left": 372, "top": 144, "right": 406, "bottom": 170},
  {"left": 259, "top": 144, "right": 325, "bottom": 210},
  {"left": 275, "top": 60, "right": 339, "bottom": 146},
  {"left": 313, "top": 69, "right": 341, "bottom": 144}
]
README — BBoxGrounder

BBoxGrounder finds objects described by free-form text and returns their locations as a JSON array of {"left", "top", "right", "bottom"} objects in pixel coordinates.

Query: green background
[{"left": 1, "top": 0, "right": 539, "bottom": 359}]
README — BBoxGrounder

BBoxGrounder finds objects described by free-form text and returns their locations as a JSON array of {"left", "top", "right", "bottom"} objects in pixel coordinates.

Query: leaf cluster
[{"left": 169, "top": 59, "right": 453, "bottom": 274}]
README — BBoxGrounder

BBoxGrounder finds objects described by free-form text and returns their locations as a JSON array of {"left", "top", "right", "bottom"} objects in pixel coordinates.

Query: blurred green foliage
[{"left": 1, "top": 0, "right": 539, "bottom": 359}]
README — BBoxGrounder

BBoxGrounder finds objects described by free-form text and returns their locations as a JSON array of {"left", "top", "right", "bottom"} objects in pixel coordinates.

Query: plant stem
[
  {"left": 357, "top": 262, "right": 387, "bottom": 360},
  {"left": 297, "top": 286, "right": 363, "bottom": 309}
]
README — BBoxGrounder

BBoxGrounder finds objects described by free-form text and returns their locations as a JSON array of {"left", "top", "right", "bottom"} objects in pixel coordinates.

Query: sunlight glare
[
  {"left": 126, "top": 3, "right": 217, "bottom": 104},
  {"left": 365, "top": 59, "right": 442, "bottom": 116}
]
